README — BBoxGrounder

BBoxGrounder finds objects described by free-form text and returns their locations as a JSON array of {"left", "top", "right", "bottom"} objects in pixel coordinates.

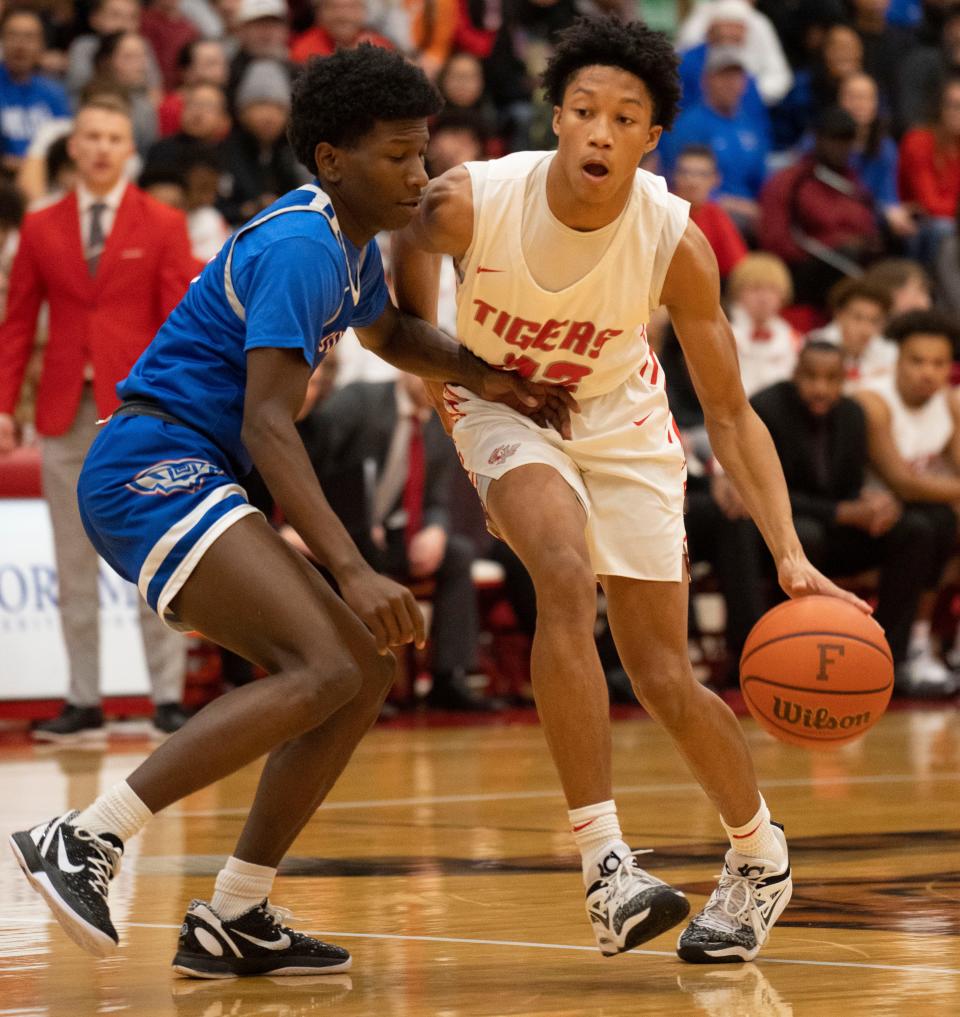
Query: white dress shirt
[
  {"left": 76, "top": 178, "right": 128, "bottom": 379},
  {"left": 77, "top": 178, "right": 128, "bottom": 252}
]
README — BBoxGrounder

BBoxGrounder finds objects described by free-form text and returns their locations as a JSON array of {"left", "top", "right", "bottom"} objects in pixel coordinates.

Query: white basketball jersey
[
  {"left": 863, "top": 374, "right": 954, "bottom": 472},
  {"left": 455, "top": 151, "right": 690, "bottom": 400}
]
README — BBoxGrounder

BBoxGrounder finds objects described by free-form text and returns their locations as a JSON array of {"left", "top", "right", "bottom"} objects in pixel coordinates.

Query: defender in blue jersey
[{"left": 10, "top": 47, "right": 572, "bottom": 978}]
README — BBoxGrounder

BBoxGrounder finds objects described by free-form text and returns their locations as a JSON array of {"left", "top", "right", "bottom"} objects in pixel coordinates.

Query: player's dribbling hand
[
  {"left": 339, "top": 568, "right": 427, "bottom": 655},
  {"left": 777, "top": 554, "right": 874, "bottom": 616}
]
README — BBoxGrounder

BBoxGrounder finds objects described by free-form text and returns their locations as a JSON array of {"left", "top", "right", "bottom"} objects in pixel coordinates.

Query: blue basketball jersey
[{"left": 118, "top": 182, "right": 389, "bottom": 474}]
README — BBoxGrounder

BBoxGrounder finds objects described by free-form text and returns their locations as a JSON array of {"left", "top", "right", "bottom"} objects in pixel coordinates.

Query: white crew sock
[
  {"left": 74, "top": 780, "right": 153, "bottom": 843},
  {"left": 722, "top": 795, "right": 787, "bottom": 868},
  {"left": 568, "top": 800, "right": 631, "bottom": 887},
  {"left": 210, "top": 856, "right": 277, "bottom": 920}
]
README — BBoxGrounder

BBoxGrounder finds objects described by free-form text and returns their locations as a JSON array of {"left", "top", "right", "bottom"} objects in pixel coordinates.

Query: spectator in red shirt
[
  {"left": 290, "top": 0, "right": 395, "bottom": 63},
  {"left": 140, "top": 0, "right": 200, "bottom": 92},
  {"left": 899, "top": 71, "right": 960, "bottom": 266},
  {"left": 670, "top": 143, "right": 747, "bottom": 281},
  {"left": 759, "top": 106, "right": 882, "bottom": 307}
]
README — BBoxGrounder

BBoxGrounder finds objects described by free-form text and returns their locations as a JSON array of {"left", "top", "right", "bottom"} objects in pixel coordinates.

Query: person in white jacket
[{"left": 676, "top": 0, "right": 793, "bottom": 106}]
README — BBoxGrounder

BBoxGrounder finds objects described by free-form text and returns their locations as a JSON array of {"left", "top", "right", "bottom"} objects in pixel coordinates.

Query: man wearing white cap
[
  {"left": 677, "top": 0, "right": 792, "bottom": 108},
  {"left": 227, "top": 0, "right": 291, "bottom": 111}
]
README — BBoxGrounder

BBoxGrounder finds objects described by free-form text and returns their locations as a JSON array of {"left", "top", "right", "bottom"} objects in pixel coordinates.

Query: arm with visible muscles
[
  {"left": 242, "top": 347, "right": 424, "bottom": 653},
  {"left": 662, "top": 221, "right": 868, "bottom": 610},
  {"left": 385, "top": 166, "right": 578, "bottom": 435}
]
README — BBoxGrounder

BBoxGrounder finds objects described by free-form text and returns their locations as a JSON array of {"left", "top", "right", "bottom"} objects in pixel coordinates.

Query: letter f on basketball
[{"left": 816, "top": 643, "right": 845, "bottom": 682}]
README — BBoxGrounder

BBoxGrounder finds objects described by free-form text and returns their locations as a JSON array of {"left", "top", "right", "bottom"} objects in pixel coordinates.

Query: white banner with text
[{"left": 0, "top": 500, "right": 150, "bottom": 700}]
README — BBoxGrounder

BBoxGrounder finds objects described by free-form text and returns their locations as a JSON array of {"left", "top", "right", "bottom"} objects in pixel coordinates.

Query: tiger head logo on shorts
[
  {"left": 126, "top": 458, "right": 223, "bottom": 496},
  {"left": 488, "top": 443, "right": 520, "bottom": 466}
]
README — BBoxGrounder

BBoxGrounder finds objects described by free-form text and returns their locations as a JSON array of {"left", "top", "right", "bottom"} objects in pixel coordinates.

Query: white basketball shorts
[{"left": 444, "top": 369, "right": 688, "bottom": 582}]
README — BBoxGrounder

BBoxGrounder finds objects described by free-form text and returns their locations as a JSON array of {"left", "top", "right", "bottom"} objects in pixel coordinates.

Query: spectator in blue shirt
[
  {"left": 887, "top": 0, "right": 922, "bottom": 26},
  {"left": 659, "top": 45, "right": 770, "bottom": 236},
  {"left": 0, "top": 8, "right": 71, "bottom": 168},
  {"left": 677, "top": 0, "right": 790, "bottom": 111},
  {"left": 772, "top": 22, "right": 864, "bottom": 153}
]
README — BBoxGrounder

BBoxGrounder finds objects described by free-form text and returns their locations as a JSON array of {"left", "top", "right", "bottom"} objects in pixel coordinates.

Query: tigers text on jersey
[
  {"left": 455, "top": 151, "right": 689, "bottom": 399},
  {"left": 448, "top": 152, "right": 691, "bottom": 582}
]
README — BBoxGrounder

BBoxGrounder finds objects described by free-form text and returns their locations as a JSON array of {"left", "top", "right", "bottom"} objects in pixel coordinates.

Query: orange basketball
[{"left": 739, "top": 596, "right": 893, "bottom": 748}]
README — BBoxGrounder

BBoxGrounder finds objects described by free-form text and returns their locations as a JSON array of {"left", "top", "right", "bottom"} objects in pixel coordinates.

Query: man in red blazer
[{"left": 0, "top": 91, "right": 199, "bottom": 741}]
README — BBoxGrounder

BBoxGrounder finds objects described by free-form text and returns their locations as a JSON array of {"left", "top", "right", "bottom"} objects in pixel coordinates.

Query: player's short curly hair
[
  {"left": 289, "top": 45, "right": 442, "bottom": 174},
  {"left": 541, "top": 16, "right": 681, "bottom": 130},
  {"left": 887, "top": 309, "right": 960, "bottom": 353}
]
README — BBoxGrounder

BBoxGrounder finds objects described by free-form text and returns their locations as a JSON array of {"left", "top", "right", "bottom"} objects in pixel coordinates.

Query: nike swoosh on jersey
[
  {"left": 477, "top": 266, "right": 505, "bottom": 274},
  {"left": 234, "top": 929, "right": 293, "bottom": 950},
  {"left": 633, "top": 412, "right": 653, "bottom": 427},
  {"left": 57, "top": 831, "right": 86, "bottom": 873}
]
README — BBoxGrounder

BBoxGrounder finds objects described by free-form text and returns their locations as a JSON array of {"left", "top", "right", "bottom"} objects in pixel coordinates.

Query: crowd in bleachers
[{"left": 3, "top": 0, "right": 960, "bottom": 716}]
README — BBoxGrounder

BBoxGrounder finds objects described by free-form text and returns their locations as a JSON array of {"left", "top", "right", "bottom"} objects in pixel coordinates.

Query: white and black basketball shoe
[
  {"left": 677, "top": 824, "right": 792, "bottom": 963},
  {"left": 172, "top": 899, "right": 352, "bottom": 978},
  {"left": 585, "top": 850, "right": 690, "bottom": 956},
  {"left": 9, "top": 811, "right": 123, "bottom": 957}
]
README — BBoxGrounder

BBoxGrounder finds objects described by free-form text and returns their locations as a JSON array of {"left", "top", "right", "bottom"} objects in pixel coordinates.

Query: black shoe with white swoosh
[
  {"left": 677, "top": 824, "right": 792, "bottom": 963},
  {"left": 172, "top": 899, "right": 352, "bottom": 978},
  {"left": 9, "top": 811, "right": 123, "bottom": 957}
]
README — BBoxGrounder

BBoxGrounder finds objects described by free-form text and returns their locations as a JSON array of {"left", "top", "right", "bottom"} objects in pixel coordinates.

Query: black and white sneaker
[
  {"left": 172, "top": 899, "right": 352, "bottom": 978},
  {"left": 32, "top": 705, "right": 106, "bottom": 744},
  {"left": 585, "top": 850, "right": 690, "bottom": 956},
  {"left": 9, "top": 811, "right": 123, "bottom": 957},
  {"left": 677, "top": 825, "right": 792, "bottom": 963}
]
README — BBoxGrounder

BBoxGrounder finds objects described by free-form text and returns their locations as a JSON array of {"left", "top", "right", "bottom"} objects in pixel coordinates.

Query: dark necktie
[
  {"left": 403, "top": 416, "right": 425, "bottom": 549},
  {"left": 86, "top": 202, "right": 107, "bottom": 276}
]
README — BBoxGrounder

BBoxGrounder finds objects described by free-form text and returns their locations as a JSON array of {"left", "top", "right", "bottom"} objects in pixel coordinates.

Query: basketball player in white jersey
[
  {"left": 393, "top": 16, "right": 869, "bottom": 964},
  {"left": 855, "top": 309, "right": 960, "bottom": 698}
]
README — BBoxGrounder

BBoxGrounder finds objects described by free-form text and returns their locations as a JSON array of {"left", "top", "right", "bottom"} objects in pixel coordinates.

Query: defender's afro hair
[
  {"left": 541, "top": 16, "right": 681, "bottom": 130},
  {"left": 289, "top": 45, "right": 442, "bottom": 174}
]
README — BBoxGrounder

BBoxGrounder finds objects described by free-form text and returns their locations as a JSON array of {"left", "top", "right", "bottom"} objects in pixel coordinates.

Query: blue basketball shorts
[{"left": 78, "top": 413, "right": 261, "bottom": 630}]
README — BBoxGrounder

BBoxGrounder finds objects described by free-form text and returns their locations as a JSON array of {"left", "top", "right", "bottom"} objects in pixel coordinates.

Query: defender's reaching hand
[{"left": 474, "top": 368, "right": 580, "bottom": 439}]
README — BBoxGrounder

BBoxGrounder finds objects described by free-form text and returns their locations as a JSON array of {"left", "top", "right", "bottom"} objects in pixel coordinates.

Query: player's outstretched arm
[
  {"left": 389, "top": 168, "right": 472, "bottom": 431},
  {"left": 663, "top": 223, "right": 869, "bottom": 612},
  {"left": 360, "top": 168, "right": 578, "bottom": 437},
  {"left": 241, "top": 347, "right": 425, "bottom": 653}
]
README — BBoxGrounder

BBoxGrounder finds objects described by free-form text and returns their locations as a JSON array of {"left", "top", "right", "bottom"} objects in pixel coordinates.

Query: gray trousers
[{"left": 41, "top": 386, "right": 186, "bottom": 707}]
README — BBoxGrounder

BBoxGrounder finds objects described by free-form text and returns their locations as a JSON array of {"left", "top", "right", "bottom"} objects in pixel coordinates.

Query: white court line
[
  {"left": 167, "top": 772, "right": 960, "bottom": 818},
  {"left": 4, "top": 917, "right": 958, "bottom": 976}
]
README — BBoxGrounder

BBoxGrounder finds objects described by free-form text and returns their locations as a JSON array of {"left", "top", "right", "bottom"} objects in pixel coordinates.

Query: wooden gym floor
[{"left": 0, "top": 704, "right": 957, "bottom": 1016}]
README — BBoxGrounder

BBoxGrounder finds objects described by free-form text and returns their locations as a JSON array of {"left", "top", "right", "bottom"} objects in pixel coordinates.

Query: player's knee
[
  {"left": 288, "top": 660, "right": 364, "bottom": 722},
  {"left": 628, "top": 658, "right": 696, "bottom": 731},
  {"left": 531, "top": 547, "right": 596, "bottom": 617}
]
